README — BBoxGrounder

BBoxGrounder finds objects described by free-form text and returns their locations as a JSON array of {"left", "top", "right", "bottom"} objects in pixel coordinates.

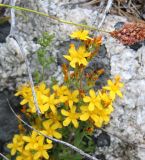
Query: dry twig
[
  {"left": 98, "top": 0, "right": 114, "bottom": 28},
  {"left": 9, "top": 0, "right": 41, "bottom": 115},
  {"left": 0, "top": 152, "right": 10, "bottom": 160}
]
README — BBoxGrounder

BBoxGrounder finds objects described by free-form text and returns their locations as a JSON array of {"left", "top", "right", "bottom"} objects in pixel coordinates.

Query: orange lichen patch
[{"left": 110, "top": 22, "right": 145, "bottom": 45}]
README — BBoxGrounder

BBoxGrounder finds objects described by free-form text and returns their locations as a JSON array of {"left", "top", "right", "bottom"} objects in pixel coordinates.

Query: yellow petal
[
  {"left": 7, "top": 143, "right": 12, "bottom": 149},
  {"left": 80, "top": 113, "right": 89, "bottom": 121},
  {"left": 73, "top": 90, "right": 79, "bottom": 96},
  {"left": 63, "top": 55, "right": 72, "bottom": 61},
  {"left": 43, "top": 120, "right": 53, "bottom": 129},
  {"left": 69, "top": 100, "right": 73, "bottom": 107},
  {"left": 44, "top": 144, "right": 53, "bottom": 150},
  {"left": 81, "top": 58, "right": 88, "bottom": 66},
  {"left": 23, "top": 136, "right": 30, "bottom": 142},
  {"left": 103, "top": 86, "right": 110, "bottom": 90},
  {"left": 40, "top": 104, "right": 49, "bottom": 113},
  {"left": 34, "top": 152, "right": 41, "bottom": 160},
  {"left": 103, "top": 116, "right": 110, "bottom": 124},
  {"left": 46, "top": 139, "right": 52, "bottom": 144},
  {"left": 38, "top": 136, "right": 44, "bottom": 145},
  {"left": 63, "top": 118, "right": 71, "bottom": 126},
  {"left": 72, "top": 119, "right": 79, "bottom": 128},
  {"left": 89, "top": 90, "right": 96, "bottom": 98},
  {"left": 39, "top": 82, "right": 46, "bottom": 90},
  {"left": 91, "top": 114, "right": 99, "bottom": 122},
  {"left": 32, "top": 131, "right": 38, "bottom": 138},
  {"left": 108, "top": 80, "right": 113, "bottom": 86},
  {"left": 110, "top": 91, "right": 115, "bottom": 100},
  {"left": 50, "top": 105, "right": 56, "bottom": 113},
  {"left": 20, "top": 99, "right": 28, "bottom": 105},
  {"left": 80, "top": 106, "right": 88, "bottom": 111},
  {"left": 61, "top": 109, "right": 69, "bottom": 116},
  {"left": 83, "top": 96, "right": 91, "bottom": 102},
  {"left": 11, "top": 149, "right": 16, "bottom": 155},
  {"left": 71, "top": 106, "right": 76, "bottom": 113},
  {"left": 106, "top": 105, "right": 114, "bottom": 114},
  {"left": 52, "top": 84, "right": 59, "bottom": 91},
  {"left": 70, "top": 61, "right": 76, "bottom": 68},
  {"left": 88, "top": 103, "right": 95, "bottom": 111},
  {"left": 53, "top": 131, "right": 62, "bottom": 139},
  {"left": 25, "top": 144, "right": 31, "bottom": 150},
  {"left": 117, "top": 91, "right": 123, "bottom": 98},
  {"left": 42, "top": 151, "right": 49, "bottom": 159},
  {"left": 94, "top": 118, "right": 103, "bottom": 128}
]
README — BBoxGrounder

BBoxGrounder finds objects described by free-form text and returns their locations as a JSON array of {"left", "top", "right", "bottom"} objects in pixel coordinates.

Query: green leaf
[
  {"left": 37, "top": 32, "right": 54, "bottom": 47},
  {"left": 33, "top": 70, "right": 41, "bottom": 83}
]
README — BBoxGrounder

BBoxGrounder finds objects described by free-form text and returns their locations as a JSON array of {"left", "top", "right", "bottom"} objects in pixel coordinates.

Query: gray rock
[
  {"left": 0, "top": 0, "right": 145, "bottom": 159},
  {"left": 0, "top": 90, "right": 20, "bottom": 154},
  {"left": 94, "top": 132, "right": 111, "bottom": 147},
  {"left": 0, "top": 21, "right": 10, "bottom": 43}
]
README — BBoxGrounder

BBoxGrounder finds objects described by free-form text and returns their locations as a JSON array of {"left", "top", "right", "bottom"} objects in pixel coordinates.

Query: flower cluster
[
  {"left": 7, "top": 132, "right": 53, "bottom": 160},
  {"left": 15, "top": 75, "right": 123, "bottom": 129},
  {"left": 7, "top": 29, "right": 124, "bottom": 160}
]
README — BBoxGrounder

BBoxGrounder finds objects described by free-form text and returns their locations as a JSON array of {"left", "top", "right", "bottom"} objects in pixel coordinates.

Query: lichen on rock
[{"left": 0, "top": 0, "right": 145, "bottom": 159}]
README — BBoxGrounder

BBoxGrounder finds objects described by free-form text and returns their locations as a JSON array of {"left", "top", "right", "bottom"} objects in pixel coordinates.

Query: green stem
[
  {"left": 42, "top": 65, "right": 45, "bottom": 81},
  {"left": 79, "top": 68, "right": 84, "bottom": 91},
  {"left": 0, "top": 4, "right": 110, "bottom": 33}
]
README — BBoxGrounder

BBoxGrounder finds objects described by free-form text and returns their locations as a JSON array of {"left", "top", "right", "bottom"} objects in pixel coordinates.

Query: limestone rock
[{"left": 0, "top": 0, "right": 145, "bottom": 159}]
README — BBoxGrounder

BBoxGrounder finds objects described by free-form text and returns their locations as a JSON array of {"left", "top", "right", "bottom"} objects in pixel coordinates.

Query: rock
[
  {"left": 85, "top": 44, "right": 111, "bottom": 90},
  {"left": 0, "top": 0, "right": 144, "bottom": 159},
  {"left": 0, "top": 21, "right": 10, "bottom": 43},
  {"left": 114, "top": 21, "right": 124, "bottom": 30},
  {"left": 0, "top": 90, "right": 20, "bottom": 154},
  {"left": 129, "top": 41, "right": 144, "bottom": 51},
  {"left": 95, "top": 154, "right": 106, "bottom": 160},
  {"left": 93, "top": 132, "right": 111, "bottom": 147}
]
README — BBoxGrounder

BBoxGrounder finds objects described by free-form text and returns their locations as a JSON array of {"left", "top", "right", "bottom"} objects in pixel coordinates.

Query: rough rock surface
[
  {"left": 0, "top": 90, "right": 20, "bottom": 154},
  {"left": 0, "top": 0, "right": 145, "bottom": 159}
]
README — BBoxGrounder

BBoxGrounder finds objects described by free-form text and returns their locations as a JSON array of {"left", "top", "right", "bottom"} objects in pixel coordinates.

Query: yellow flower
[
  {"left": 98, "top": 91, "right": 113, "bottom": 108},
  {"left": 15, "top": 83, "right": 52, "bottom": 114},
  {"left": 15, "top": 84, "right": 31, "bottom": 97},
  {"left": 45, "top": 112, "right": 62, "bottom": 128},
  {"left": 70, "top": 30, "right": 90, "bottom": 41},
  {"left": 42, "top": 120, "right": 62, "bottom": 139},
  {"left": 80, "top": 106, "right": 99, "bottom": 121},
  {"left": 83, "top": 89, "right": 100, "bottom": 111},
  {"left": 61, "top": 106, "right": 80, "bottom": 128},
  {"left": 43, "top": 94, "right": 59, "bottom": 114},
  {"left": 16, "top": 150, "right": 34, "bottom": 160},
  {"left": 15, "top": 84, "right": 32, "bottom": 105},
  {"left": 103, "top": 76, "right": 124, "bottom": 100},
  {"left": 23, "top": 131, "right": 39, "bottom": 150},
  {"left": 36, "top": 82, "right": 50, "bottom": 96},
  {"left": 64, "top": 44, "right": 90, "bottom": 68},
  {"left": 28, "top": 92, "right": 49, "bottom": 114},
  {"left": 95, "top": 106, "right": 114, "bottom": 127},
  {"left": 53, "top": 85, "right": 69, "bottom": 103},
  {"left": 7, "top": 134, "right": 24, "bottom": 155},
  {"left": 66, "top": 90, "right": 79, "bottom": 107},
  {"left": 34, "top": 136, "right": 53, "bottom": 160},
  {"left": 80, "top": 105, "right": 114, "bottom": 128}
]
